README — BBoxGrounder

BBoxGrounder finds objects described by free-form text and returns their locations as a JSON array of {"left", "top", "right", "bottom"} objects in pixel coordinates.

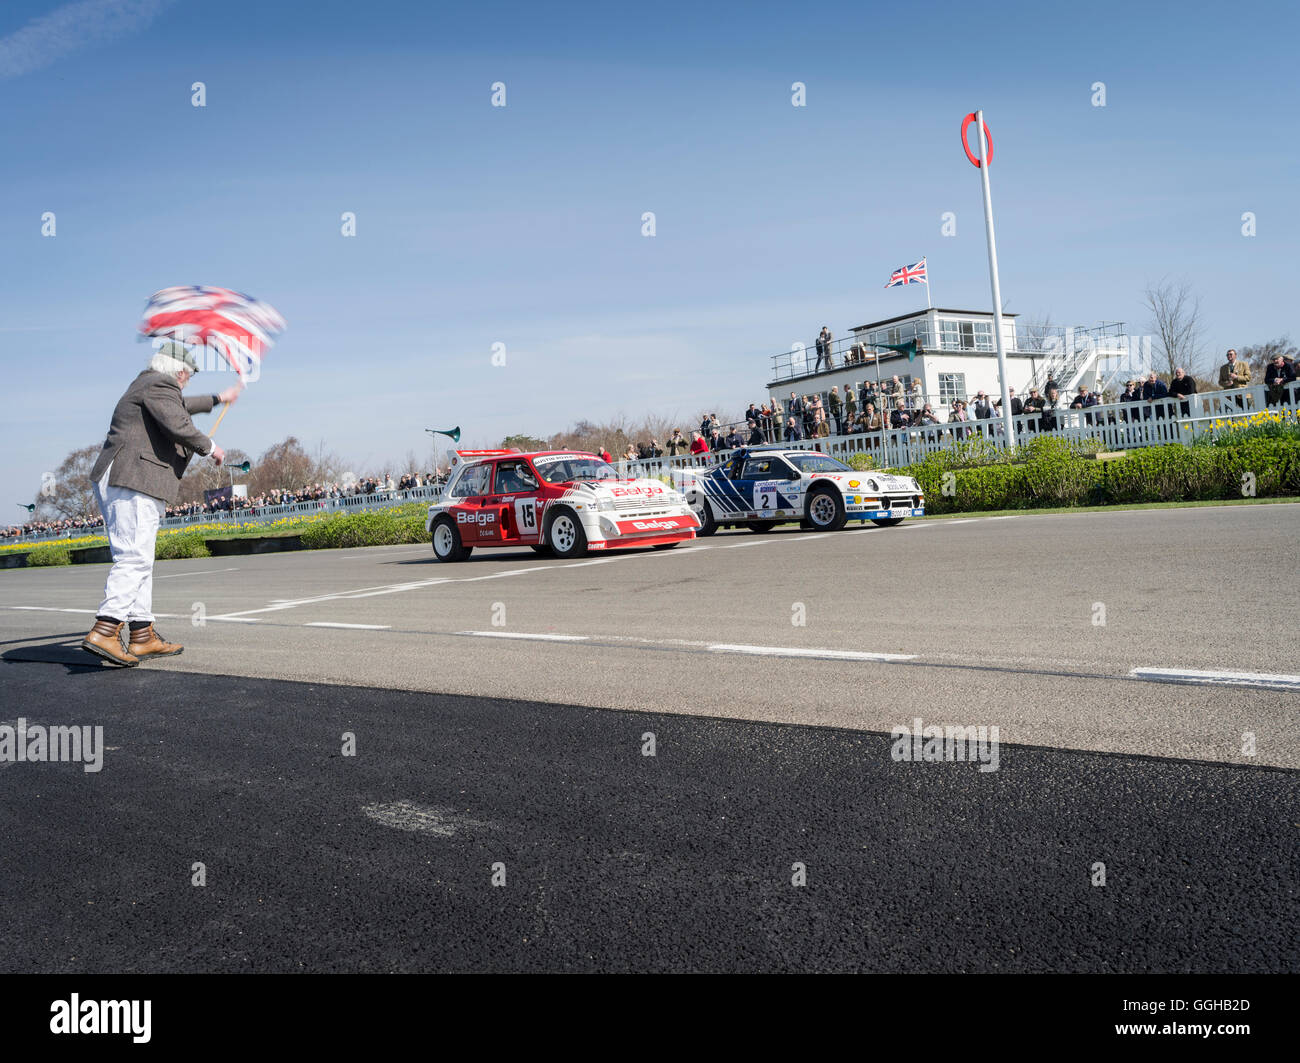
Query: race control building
[{"left": 767, "top": 308, "right": 1139, "bottom": 409}]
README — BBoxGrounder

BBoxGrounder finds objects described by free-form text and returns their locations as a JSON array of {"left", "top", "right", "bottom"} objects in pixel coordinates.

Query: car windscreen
[
  {"left": 786, "top": 452, "right": 853, "bottom": 473},
  {"left": 531, "top": 454, "right": 619, "bottom": 484}
]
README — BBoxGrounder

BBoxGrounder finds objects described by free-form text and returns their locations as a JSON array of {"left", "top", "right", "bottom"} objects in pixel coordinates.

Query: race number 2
[
  {"left": 515, "top": 499, "right": 538, "bottom": 533},
  {"left": 753, "top": 481, "right": 782, "bottom": 513}
]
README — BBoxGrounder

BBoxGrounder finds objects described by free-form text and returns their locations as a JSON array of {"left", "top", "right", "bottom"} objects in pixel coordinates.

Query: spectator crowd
[{"left": 3, "top": 470, "right": 448, "bottom": 543}]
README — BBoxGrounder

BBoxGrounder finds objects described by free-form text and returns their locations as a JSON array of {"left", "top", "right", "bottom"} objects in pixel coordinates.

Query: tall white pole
[{"left": 976, "top": 110, "right": 1016, "bottom": 449}]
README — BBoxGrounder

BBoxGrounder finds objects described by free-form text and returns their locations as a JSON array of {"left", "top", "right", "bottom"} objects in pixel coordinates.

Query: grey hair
[{"left": 149, "top": 352, "right": 192, "bottom": 380}]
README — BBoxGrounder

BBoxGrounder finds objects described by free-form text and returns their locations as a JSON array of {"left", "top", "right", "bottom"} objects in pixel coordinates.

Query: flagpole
[
  {"left": 208, "top": 402, "right": 232, "bottom": 438},
  {"left": 974, "top": 111, "right": 1016, "bottom": 450}
]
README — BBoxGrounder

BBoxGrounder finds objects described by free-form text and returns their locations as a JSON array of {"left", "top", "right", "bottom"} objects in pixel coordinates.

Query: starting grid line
[
  {"left": 5, "top": 605, "right": 1300, "bottom": 691},
  {"left": 1130, "top": 667, "right": 1300, "bottom": 692}
]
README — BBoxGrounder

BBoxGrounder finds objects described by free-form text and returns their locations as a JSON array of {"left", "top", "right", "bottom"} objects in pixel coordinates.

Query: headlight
[
  {"left": 595, "top": 497, "right": 615, "bottom": 512},
  {"left": 867, "top": 479, "right": 879, "bottom": 491}
]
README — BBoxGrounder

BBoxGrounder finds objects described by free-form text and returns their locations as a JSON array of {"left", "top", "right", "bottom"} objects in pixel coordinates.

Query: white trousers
[{"left": 93, "top": 464, "right": 166, "bottom": 623}]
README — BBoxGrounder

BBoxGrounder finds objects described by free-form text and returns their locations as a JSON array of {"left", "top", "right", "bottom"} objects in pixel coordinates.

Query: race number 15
[{"left": 515, "top": 499, "right": 537, "bottom": 531}]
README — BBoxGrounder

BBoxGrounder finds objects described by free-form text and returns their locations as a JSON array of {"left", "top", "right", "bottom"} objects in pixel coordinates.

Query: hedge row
[
  {"left": 298, "top": 506, "right": 427, "bottom": 549},
  {"left": 870, "top": 438, "right": 1300, "bottom": 514},
  {"left": 155, "top": 533, "right": 211, "bottom": 560},
  {"left": 26, "top": 543, "right": 72, "bottom": 566}
]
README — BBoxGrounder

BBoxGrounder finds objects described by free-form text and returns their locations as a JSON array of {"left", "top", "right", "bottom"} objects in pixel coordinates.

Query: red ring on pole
[{"left": 961, "top": 113, "right": 992, "bottom": 168}]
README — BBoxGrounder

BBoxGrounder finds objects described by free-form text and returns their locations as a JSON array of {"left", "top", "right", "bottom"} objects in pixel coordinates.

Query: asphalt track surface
[{"left": 1, "top": 505, "right": 1297, "bottom": 971}]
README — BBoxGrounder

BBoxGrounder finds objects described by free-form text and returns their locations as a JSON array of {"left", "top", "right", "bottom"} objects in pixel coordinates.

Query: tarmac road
[{"left": 1, "top": 504, "right": 1296, "bottom": 971}]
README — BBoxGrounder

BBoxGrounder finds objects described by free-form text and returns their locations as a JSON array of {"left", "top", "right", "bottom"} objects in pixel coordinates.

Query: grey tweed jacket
[{"left": 89, "top": 370, "right": 218, "bottom": 504}]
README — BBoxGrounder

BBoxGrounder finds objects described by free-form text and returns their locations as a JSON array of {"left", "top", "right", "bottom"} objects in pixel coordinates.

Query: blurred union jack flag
[
  {"left": 885, "top": 258, "right": 927, "bottom": 288},
  {"left": 139, "top": 286, "right": 286, "bottom": 382}
]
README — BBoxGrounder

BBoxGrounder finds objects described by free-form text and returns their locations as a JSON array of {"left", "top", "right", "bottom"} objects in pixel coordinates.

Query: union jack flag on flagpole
[
  {"left": 138, "top": 286, "right": 286, "bottom": 383},
  {"left": 884, "top": 258, "right": 927, "bottom": 288}
]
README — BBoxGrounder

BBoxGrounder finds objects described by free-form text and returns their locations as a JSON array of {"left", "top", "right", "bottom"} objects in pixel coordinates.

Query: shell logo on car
[{"left": 426, "top": 450, "right": 700, "bottom": 563}]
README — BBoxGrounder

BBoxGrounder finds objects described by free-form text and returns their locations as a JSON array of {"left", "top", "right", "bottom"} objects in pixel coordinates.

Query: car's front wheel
[
  {"left": 693, "top": 498, "right": 718, "bottom": 537},
  {"left": 805, "top": 486, "right": 847, "bottom": 532},
  {"left": 431, "top": 516, "right": 472, "bottom": 562},
  {"left": 545, "top": 508, "right": 588, "bottom": 559}
]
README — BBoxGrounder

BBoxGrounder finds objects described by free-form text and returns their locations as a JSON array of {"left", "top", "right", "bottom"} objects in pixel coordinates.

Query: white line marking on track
[
  {"left": 304, "top": 622, "right": 392, "bottom": 630},
  {"left": 457, "top": 630, "right": 590, "bottom": 642},
  {"left": 4, "top": 606, "right": 258, "bottom": 624},
  {"left": 1131, "top": 667, "right": 1300, "bottom": 691},
  {"left": 154, "top": 567, "right": 240, "bottom": 579},
  {"left": 708, "top": 643, "right": 916, "bottom": 662}
]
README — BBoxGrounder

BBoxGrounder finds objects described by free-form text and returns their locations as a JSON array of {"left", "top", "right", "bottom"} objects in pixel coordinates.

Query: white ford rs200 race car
[
  {"left": 426, "top": 449, "right": 700, "bottom": 561},
  {"left": 674, "top": 445, "right": 924, "bottom": 535}
]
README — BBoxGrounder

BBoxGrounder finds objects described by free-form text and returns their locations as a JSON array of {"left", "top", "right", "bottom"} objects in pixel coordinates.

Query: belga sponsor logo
[
  {"left": 50, "top": 995, "right": 151, "bottom": 1043},
  {"left": 630, "top": 519, "right": 679, "bottom": 531},
  {"left": 456, "top": 510, "right": 496, "bottom": 526},
  {"left": 890, "top": 717, "right": 999, "bottom": 773},
  {"left": 0, "top": 718, "right": 103, "bottom": 773},
  {"left": 611, "top": 485, "right": 663, "bottom": 497}
]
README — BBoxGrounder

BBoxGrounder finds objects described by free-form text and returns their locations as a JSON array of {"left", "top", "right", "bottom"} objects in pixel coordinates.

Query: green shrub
[
  {"left": 846, "top": 452, "right": 877, "bottom": 471},
  {"left": 26, "top": 543, "right": 72, "bottom": 566},
  {"left": 299, "top": 509, "right": 428, "bottom": 549},
  {"left": 896, "top": 438, "right": 1300, "bottom": 514},
  {"left": 156, "top": 533, "right": 211, "bottom": 560}
]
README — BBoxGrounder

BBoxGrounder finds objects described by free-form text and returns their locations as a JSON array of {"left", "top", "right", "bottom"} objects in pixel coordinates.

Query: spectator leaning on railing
[
  {"left": 1168, "top": 366, "right": 1198, "bottom": 415},
  {"left": 1264, "top": 355, "right": 1296, "bottom": 406},
  {"left": 1142, "top": 371, "right": 1168, "bottom": 419}
]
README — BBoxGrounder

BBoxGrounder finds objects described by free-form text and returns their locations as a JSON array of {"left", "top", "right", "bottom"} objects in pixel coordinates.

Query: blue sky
[{"left": 2, "top": 0, "right": 1297, "bottom": 506}]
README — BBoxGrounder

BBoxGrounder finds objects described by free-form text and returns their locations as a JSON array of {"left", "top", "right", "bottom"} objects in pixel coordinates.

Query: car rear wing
[{"left": 449, "top": 448, "right": 518, "bottom": 470}]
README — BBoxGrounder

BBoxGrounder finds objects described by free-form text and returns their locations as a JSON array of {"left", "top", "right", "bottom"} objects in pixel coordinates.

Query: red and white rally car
[{"left": 426, "top": 449, "right": 700, "bottom": 562}]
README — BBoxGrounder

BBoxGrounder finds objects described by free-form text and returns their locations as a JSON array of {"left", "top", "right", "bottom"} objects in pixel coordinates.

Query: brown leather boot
[
  {"left": 82, "top": 619, "right": 139, "bottom": 667},
  {"left": 128, "top": 623, "right": 183, "bottom": 659}
]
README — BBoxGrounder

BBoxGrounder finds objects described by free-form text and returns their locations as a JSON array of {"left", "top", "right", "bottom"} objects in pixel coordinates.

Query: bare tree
[
  {"left": 1239, "top": 335, "right": 1298, "bottom": 367},
  {"left": 37, "top": 444, "right": 100, "bottom": 520},
  {"left": 177, "top": 447, "right": 251, "bottom": 504},
  {"left": 1017, "top": 312, "right": 1056, "bottom": 352},
  {"left": 249, "top": 436, "right": 317, "bottom": 495},
  {"left": 1143, "top": 279, "right": 1205, "bottom": 377},
  {"left": 309, "top": 439, "right": 344, "bottom": 484}
]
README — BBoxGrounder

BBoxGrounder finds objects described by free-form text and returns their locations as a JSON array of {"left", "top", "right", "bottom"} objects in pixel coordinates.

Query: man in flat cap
[{"left": 82, "top": 341, "right": 241, "bottom": 666}]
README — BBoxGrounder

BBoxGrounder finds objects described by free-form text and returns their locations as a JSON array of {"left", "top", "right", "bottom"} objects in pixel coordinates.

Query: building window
[
  {"left": 938, "top": 373, "right": 966, "bottom": 403},
  {"left": 939, "top": 319, "right": 994, "bottom": 351}
]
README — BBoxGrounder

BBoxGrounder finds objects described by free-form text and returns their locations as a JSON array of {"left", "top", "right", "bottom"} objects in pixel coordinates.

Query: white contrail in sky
[{"left": 0, "top": 0, "right": 174, "bottom": 80}]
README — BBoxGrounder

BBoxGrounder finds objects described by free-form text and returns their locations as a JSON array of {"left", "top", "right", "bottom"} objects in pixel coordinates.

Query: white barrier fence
[
  {"left": 623, "top": 384, "right": 1299, "bottom": 479},
  {"left": 8, "top": 382, "right": 1297, "bottom": 546}
]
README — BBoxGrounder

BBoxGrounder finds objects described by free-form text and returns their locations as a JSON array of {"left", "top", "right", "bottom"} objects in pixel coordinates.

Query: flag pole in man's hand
[{"left": 208, "top": 381, "right": 244, "bottom": 440}]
